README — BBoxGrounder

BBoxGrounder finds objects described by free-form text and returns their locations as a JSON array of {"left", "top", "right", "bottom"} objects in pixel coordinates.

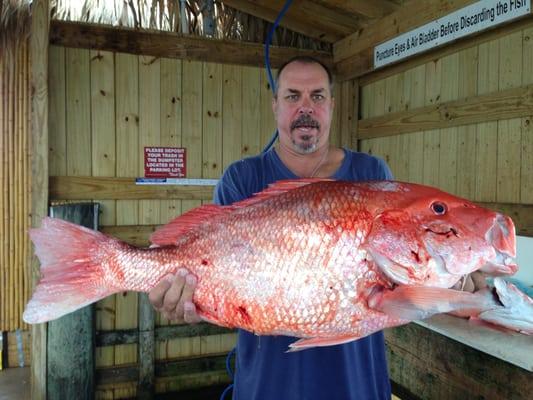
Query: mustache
[{"left": 290, "top": 114, "right": 320, "bottom": 130}]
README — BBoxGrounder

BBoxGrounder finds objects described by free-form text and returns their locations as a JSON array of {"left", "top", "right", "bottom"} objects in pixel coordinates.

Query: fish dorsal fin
[
  {"left": 235, "top": 178, "right": 332, "bottom": 208},
  {"left": 150, "top": 178, "right": 331, "bottom": 246},
  {"left": 150, "top": 204, "right": 232, "bottom": 246}
]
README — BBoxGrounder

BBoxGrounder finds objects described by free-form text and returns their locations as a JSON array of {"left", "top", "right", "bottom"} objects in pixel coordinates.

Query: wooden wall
[
  {"left": 358, "top": 24, "right": 533, "bottom": 209},
  {"left": 46, "top": 44, "right": 348, "bottom": 397}
]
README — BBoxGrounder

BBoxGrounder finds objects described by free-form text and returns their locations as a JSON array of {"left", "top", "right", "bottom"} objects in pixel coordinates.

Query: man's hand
[{"left": 148, "top": 268, "right": 202, "bottom": 323}]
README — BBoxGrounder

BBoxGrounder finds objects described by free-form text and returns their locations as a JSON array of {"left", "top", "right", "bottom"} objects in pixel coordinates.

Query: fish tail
[{"left": 23, "top": 217, "right": 120, "bottom": 324}]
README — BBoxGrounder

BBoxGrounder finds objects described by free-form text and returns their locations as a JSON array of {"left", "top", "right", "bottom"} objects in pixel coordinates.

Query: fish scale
[{"left": 24, "top": 179, "right": 533, "bottom": 348}]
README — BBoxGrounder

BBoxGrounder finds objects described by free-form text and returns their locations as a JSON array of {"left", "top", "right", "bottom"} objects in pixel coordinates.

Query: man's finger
[
  {"left": 162, "top": 269, "right": 188, "bottom": 313},
  {"left": 173, "top": 274, "right": 197, "bottom": 321},
  {"left": 184, "top": 301, "right": 202, "bottom": 324},
  {"left": 148, "top": 276, "right": 172, "bottom": 310}
]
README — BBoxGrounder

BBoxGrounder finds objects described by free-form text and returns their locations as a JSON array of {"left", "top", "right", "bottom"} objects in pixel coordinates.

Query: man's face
[{"left": 272, "top": 61, "right": 335, "bottom": 154}]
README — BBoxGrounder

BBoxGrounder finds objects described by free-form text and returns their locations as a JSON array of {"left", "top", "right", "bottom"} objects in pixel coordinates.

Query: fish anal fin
[{"left": 287, "top": 335, "right": 362, "bottom": 352}]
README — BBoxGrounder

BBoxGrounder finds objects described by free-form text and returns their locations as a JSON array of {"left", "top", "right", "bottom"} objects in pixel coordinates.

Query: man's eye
[
  {"left": 312, "top": 94, "right": 325, "bottom": 101},
  {"left": 286, "top": 94, "right": 299, "bottom": 101}
]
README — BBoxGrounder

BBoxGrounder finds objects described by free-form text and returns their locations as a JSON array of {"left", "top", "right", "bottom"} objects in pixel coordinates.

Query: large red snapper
[{"left": 23, "top": 179, "right": 533, "bottom": 349}]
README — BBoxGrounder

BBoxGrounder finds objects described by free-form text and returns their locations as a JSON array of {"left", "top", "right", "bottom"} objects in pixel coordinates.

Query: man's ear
[{"left": 272, "top": 95, "right": 278, "bottom": 117}]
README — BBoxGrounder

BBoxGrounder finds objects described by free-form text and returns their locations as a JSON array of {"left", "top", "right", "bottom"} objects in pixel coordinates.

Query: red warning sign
[{"left": 144, "top": 147, "right": 186, "bottom": 178}]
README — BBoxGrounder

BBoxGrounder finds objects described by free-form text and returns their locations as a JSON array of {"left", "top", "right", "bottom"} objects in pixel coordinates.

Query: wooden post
[
  {"left": 29, "top": 0, "right": 50, "bottom": 399},
  {"left": 45, "top": 204, "right": 98, "bottom": 400},
  {"left": 138, "top": 294, "right": 155, "bottom": 399}
]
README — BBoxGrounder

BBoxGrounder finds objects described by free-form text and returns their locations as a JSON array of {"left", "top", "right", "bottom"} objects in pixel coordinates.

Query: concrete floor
[{"left": 0, "top": 367, "right": 30, "bottom": 400}]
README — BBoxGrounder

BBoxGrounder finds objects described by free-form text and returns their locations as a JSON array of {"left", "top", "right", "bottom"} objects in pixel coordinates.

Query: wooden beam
[
  {"left": 137, "top": 294, "right": 155, "bottom": 399},
  {"left": 223, "top": 0, "right": 360, "bottom": 43},
  {"left": 359, "top": 14, "right": 533, "bottom": 86},
  {"left": 49, "top": 176, "right": 215, "bottom": 201},
  {"left": 311, "top": 0, "right": 399, "bottom": 19},
  {"left": 334, "top": 0, "right": 477, "bottom": 63},
  {"left": 358, "top": 84, "right": 533, "bottom": 139},
  {"left": 49, "top": 20, "right": 332, "bottom": 69},
  {"left": 30, "top": 0, "right": 49, "bottom": 399},
  {"left": 96, "top": 324, "right": 233, "bottom": 347},
  {"left": 96, "top": 354, "right": 229, "bottom": 385},
  {"left": 385, "top": 323, "right": 533, "bottom": 399}
]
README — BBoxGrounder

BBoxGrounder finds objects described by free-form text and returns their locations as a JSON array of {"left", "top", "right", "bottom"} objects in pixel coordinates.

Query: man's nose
[{"left": 298, "top": 97, "right": 313, "bottom": 114}]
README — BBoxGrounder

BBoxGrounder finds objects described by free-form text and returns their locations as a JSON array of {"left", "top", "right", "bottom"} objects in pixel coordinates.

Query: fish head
[{"left": 365, "top": 187, "right": 517, "bottom": 288}]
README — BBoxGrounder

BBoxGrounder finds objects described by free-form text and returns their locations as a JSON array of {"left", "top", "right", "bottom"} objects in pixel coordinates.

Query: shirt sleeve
[
  {"left": 378, "top": 157, "right": 394, "bottom": 180},
  {"left": 213, "top": 162, "right": 251, "bottom": 206}
]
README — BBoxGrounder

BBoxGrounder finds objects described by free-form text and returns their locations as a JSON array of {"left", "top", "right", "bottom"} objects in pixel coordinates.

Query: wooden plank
[
  {"left": 160, "top": 57, "right": 183, "bottom": 224},
  {"left": 29, "top": 1, "right": 49, "bottom": 397},
  {"left": 404, "top": 64, "right": 426, "bottom": 184},
  {"left": 357, "top": 83, "right": 533, "bottom": 139},
  {"left": 96, "top": 354, "right": 228, "bottom": 385},
  {"left": 90, "top": 49, "right": 116, "bottom": 224},
  {"left": 438, "top": 53, "right": 459, "bottom": 194},
  {"left": 203, "top": 62, "right": 223, "bottom": 178},
  {"left": 497, "top": 31, "right": 523, "bottom": 203},
  {"left": 260, "top": 69, "right": 277, "bottom": 151},
  {"left": 523, "top": 26, "right": 533, "bottom": 205},
  {"left": 223, "top": 0, "right": 359, "bottom": 43},
  {"left": 66, "top": 47, "right": 91, "bottom": 177},
  {"left": 422, "top": 59, "right": 442, "bottom": 188},
  {"left": 358, "top": 16, "right": 533, "bottom": 86},
  {"left": 241, "top": 66, "right": 262, "bottom": 157},
  {"left": 49, "top": 21, "right": 333, "bottom": 69},
  {"left": 312, "top": 0, "right": 398, "bottom": 19},
  {"left": 385, "top": 323, "right": 533, "bottom": 400},
  {"left": 456, "top": 46, "right": 479, "bottom": 199},
  {"left": 222, "top": 64, "right": 243, "bottom": 169},
  {"left": 475, "top": 39, "right": 499, "bottom": 202},
  {"left": 138, "top": 293, "right": 155, "bottom": 399},
  {"left": 49, "top": 176, "right": 214, "bottom": 200},
  {"left": 340, "top": 79, "right": 357, "bottom": 150},
  {"left": 48, "top": 45, "right": 66, "bottom": 176}
]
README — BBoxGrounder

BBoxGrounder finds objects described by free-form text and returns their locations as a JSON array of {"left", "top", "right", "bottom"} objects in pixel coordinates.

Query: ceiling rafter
[{"left": 222, "top": 0, "right": 363, "bottom": 43}]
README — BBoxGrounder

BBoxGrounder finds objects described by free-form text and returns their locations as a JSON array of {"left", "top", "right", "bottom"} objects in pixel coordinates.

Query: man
[{"left": 149, "top": 56, "right": 393, "bottom": 399}]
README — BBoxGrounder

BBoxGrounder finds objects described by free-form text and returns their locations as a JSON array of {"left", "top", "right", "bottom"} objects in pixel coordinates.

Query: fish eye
[{"left": 431, "top": 202, "right": 447, "bottom": 215}]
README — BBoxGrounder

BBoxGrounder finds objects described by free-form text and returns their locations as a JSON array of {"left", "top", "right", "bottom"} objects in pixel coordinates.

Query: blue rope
[{"left": 261, "top": 0, "right": 294, "bottom": 154}]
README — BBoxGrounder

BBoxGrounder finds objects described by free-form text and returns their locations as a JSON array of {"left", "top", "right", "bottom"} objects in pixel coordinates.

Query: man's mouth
[{"left": 291, "top": 114, "right": 319, "bottom": 131}]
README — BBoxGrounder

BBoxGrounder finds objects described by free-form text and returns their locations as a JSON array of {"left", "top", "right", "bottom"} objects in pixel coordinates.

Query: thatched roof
[
  {"left": 1, "top": 0, "right": 32, "bottom": 56},
  {"left": 51, "top": 0, "right": 331, "bottom": 51}
]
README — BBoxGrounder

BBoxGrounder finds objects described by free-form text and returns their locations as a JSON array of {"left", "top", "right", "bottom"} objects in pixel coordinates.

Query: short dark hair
[{"left": 274, "top": 56, "right": 334, "bottom": 97}]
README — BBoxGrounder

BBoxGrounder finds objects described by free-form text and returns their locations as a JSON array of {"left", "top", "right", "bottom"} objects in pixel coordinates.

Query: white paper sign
[{"left": 375, "top": 0, "right": 531, "bottom": 68}]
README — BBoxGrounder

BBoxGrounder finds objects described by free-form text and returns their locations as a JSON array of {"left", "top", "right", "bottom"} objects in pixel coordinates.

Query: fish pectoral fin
[
  {"left": 287, "top": 335, "right": 362, "bottom": 352},
  {"left": 367, "top": 285, "right": 499, "bottom": 321}
]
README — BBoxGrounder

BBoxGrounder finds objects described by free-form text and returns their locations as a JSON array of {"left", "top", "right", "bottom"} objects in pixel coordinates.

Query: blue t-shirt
[{"left": 214, "top": 148, "right": 393, "bottom": 400}]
